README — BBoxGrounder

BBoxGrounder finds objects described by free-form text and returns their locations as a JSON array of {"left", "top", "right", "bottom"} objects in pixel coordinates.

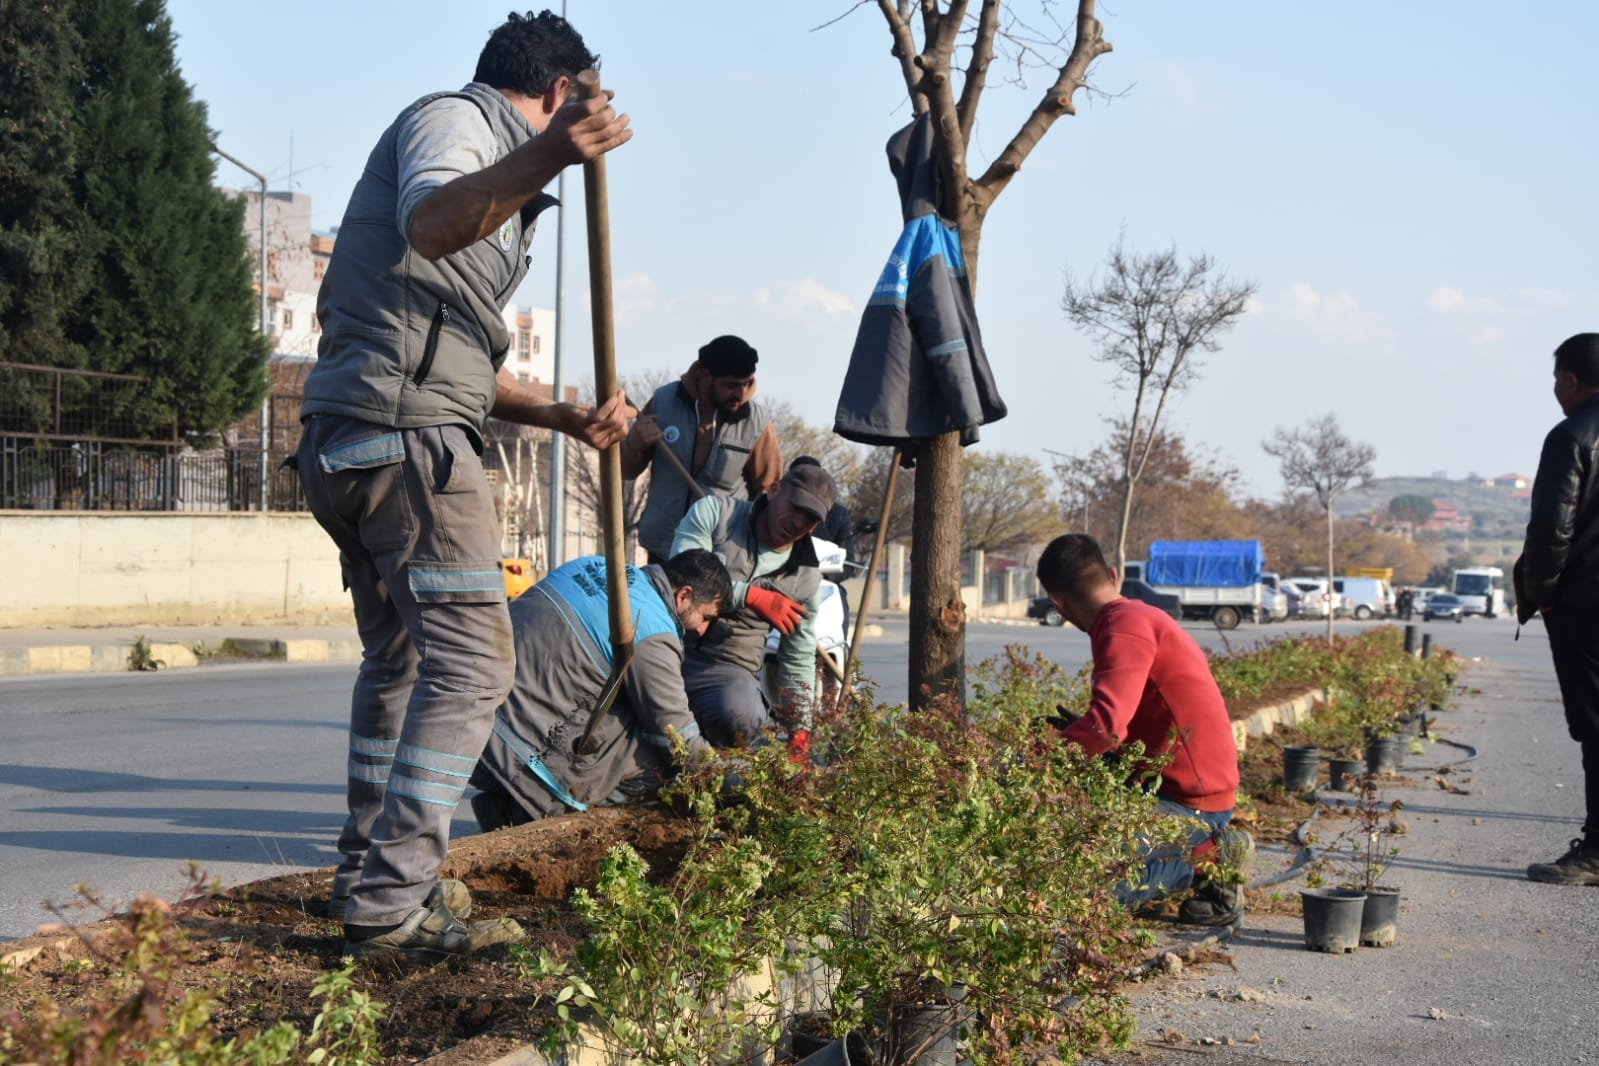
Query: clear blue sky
[{"left": 167, "top": 1, "right": 1599, "bottom": 497}]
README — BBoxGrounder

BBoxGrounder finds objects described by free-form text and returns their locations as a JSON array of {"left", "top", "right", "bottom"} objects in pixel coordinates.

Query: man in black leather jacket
[{"left": 1516, "top": 332, "right": 1599, "bottom": 885}]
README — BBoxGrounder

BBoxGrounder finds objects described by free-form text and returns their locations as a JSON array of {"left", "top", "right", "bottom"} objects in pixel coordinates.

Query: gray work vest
[
  {"left": 301, "top": 82, "right": 555, "bottom": 444},
  {"left": 636, "top": 380, "right": 772, "bottom": 560},
  {"left": 687, "top": 496, "right": 820, "bottom": 674}
]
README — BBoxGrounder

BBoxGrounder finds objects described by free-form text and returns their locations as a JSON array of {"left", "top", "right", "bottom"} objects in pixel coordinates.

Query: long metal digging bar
[
  {"left": 835, "top": 450, "right": 903, "bottom": 715},
  {"left": 572, "top": 69, "right": 635, "bottom": 756}
]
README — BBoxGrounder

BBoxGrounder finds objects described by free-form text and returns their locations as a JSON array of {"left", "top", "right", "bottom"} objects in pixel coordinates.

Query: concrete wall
[{"left": 0, "top": 512, "right": 352, "bottom": 627}]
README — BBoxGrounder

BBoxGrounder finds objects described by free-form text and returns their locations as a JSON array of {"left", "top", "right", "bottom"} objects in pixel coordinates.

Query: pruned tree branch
[
  {"left": 956, "top": 0, "right": 1000, "bottom": 143},
  {"left": 972, "top": 1, "right": 1110, "bottom": 207},
  {"left": 876, "top": 0, "right": 930, "bottom": 116}
]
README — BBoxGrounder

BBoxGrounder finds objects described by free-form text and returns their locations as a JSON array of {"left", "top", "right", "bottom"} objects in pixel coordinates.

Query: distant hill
[{"left": 1336, "top": 476, "right": 1530, "bottom": 545}]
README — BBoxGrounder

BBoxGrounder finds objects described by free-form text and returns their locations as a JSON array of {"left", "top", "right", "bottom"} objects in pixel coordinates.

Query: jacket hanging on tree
[{"left": 833, "top": 114, "right": 1006, "bottom": 457}]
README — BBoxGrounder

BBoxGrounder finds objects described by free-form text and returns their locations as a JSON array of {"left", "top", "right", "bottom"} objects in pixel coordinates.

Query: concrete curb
[
  {"left": 1233, "top": 688, "right": 1325, "bottom": 754},
  {"left": 0, "top": 637, "right": 362, "bottom": 677}
]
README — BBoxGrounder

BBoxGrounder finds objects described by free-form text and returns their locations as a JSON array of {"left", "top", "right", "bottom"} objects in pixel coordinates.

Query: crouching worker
[
  {"left": 671, "top": 462, "right": 837, "bottom": 758},
  {"left": 1036, "top": 534, "right": 1252, "bottom": 926},
  {"left": 469, "top": 549, "right": 732, "bottom": 829}
]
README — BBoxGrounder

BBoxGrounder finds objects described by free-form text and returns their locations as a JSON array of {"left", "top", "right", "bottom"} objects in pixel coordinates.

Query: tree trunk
[
  {"left": 1325, "top": 501, "right": 1336, "bottom": 645},
  {"left": 1114, "top": 475, "right": 1135, "bottom": 578},
  {"left": 909, "top": 431, "right": 965, "bottom": 711}
]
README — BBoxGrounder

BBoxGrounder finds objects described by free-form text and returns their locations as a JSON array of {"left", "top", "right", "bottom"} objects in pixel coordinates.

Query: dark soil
[
  {"left": 1225, "top": 680, "right": 1325, "bottom": 721},
  {"left": 0, "top": 684, "right": 1379, "bottom": 1064},
  {"left": 0, "top": 806, "right": 696, "bottom": 1065}
]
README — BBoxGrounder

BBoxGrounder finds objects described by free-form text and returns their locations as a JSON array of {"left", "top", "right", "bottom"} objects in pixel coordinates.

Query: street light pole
[{"left": 212, "top": 145, "right": 271, "bottom": 512}]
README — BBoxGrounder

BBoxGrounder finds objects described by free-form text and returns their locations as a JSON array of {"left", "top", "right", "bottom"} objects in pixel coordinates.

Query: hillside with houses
[{"left": 1336, "top": 473, "right": 1533, "bottom": 559}]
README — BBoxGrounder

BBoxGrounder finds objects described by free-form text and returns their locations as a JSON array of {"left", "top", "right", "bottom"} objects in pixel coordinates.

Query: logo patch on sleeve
[{"left": 497, "top": 219, "right": 516, "bottom": 252}]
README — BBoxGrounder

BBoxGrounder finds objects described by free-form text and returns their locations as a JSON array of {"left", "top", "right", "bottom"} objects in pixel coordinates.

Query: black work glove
[{"left": 1036, "top": 704, "right": 1084, "bottom": 733}]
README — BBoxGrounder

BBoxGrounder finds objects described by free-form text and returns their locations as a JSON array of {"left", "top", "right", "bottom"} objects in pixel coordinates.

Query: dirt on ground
[
  {"left": 0, "top": 685, "right": 1362, "bottom": 1064},
  {"left": 0, "top": 806, "right": 697, "bottom": 1065}
]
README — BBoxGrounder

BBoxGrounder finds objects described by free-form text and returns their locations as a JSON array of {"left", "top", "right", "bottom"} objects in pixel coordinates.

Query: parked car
[
  {"left": 1028, "top": 595, "right": 1065, "bottom": 627},
  {"left": 1333, "top": 576, "right": 1392, "bottom": 620},
  {"left": 1028, "top": 579, "right": 1181, "bottom": 625},
  {"left": 1283, "top": 577, "right": 1340, "bottom": 618},
  {"left": 1411, "top": 586, "right": 1446, "bottom": 615},
  {"left": 1257, "top": 583, "right": 1291, "bottom": 623},
  {"left": 1423, "top": 592, "right": 1467, "bottom": 622},
  {"left": 1121, "top": 578, "right": 1182, "bottom": 621}
]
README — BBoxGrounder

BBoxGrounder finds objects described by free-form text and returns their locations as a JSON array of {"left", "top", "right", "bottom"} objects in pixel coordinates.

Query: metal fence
[{"left": 0, "top": 438, "right": 306, "bottom": 511}]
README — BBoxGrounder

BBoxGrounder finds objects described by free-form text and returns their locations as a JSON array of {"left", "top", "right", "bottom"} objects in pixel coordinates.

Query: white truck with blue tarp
[{"left": 1145, "top": 539, "right": 1267, "bottom": 630}]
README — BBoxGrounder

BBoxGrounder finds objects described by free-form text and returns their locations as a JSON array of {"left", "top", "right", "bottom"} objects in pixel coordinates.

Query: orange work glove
[
  {"left": 786, "top": 728, "right": 811, "bottom": 765},
  {"left": 745, "top": 586, "right": 806, "bottom": 635}
]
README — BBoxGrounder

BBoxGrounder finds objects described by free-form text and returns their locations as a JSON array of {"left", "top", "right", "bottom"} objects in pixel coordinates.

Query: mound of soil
[{"left": 0, "top": 805, "right": 697, "bottom": 1065}]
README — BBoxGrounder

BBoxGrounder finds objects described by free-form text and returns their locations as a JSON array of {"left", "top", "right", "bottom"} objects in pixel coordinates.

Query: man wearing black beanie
[{"left": 622, "top": 335, "right": 783, "bottom": 563}]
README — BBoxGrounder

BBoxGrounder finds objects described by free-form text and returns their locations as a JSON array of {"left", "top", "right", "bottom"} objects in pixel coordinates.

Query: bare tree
[
  {"left": 862, "top": 0, "right": 1115, "bottom": 709},
  {"left": 1062, "top": 236, "right": 1256, "bottom": 576},
  {"left": 852, "top": 447, "right": 918, "bottom": 548},
  {"left": 767, "top": 399, "right": 867, "bottom": 493},
  {"left": 1263, "top": 414, "right": 1376, "bottom": 642},
  {"left": 964, "top": 451, "right": 1061, "bottom": 553},
  {"left": 1050, "top": 420, "right": 1249, "bottom": 560}
]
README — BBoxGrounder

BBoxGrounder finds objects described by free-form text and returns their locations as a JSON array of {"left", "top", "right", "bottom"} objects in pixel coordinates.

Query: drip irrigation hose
[{"left": 1247, "top": 735, "right": 1479, "bottom": 891}]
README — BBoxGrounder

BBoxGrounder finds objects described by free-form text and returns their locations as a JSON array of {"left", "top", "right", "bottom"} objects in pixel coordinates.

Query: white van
[{"left": 1333, "top": 576, "right": 1392, "bottom": 620}]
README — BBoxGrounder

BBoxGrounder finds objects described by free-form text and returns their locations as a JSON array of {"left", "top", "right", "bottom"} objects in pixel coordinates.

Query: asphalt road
[{"left": 0, "top": 614, "right": 1504, "bottom": 943}]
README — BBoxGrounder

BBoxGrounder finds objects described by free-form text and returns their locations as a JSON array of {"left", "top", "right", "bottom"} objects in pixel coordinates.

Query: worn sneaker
[
  {"left": 1527, "top": 838, "right": 1599, "bottom": 885},
  {"left": 328, "top": 877, "right": 472, "bottom": 923},
  {"left": 342, "top": 883, "right": 519, "bottom": 961}
]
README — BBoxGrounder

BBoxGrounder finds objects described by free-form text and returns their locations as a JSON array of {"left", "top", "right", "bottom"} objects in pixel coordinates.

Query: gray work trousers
[
  {"left": 297, "top": 415, "right": 514, "bottom": 927},
  {"left": 683, "top": 651, "right": 774, "bottom": 748}
]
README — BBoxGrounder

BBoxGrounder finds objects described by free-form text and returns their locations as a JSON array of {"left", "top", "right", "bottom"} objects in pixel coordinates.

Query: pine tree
[
  {"left": 67, "top": 0, "right": 268, "bottom": 441},
  {"left": 2, "top": 0, "right": 270, "bottom": 441},
  {"left": 0, "top": 1, "right": 89, "bottom": 432}
]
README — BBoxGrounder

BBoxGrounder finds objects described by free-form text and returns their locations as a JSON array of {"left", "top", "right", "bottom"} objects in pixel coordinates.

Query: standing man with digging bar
[{"left": 295, "top": 11, "right": 632, "bottom": 960}]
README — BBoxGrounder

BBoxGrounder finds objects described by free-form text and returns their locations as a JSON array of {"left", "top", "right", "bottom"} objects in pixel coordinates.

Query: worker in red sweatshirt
[{"left": 1036, "top": 533, "right": 1251, "bottom": 926}]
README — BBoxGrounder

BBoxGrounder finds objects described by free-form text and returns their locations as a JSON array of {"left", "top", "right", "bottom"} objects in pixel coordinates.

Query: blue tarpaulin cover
[{"left": 1146, "top": 540, "right": 1265, "bottom": 587}]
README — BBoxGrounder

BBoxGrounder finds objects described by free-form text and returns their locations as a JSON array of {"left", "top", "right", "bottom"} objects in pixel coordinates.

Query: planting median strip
[{"left": 428, "top": 684, "right": 1344, "bottom": 1066}]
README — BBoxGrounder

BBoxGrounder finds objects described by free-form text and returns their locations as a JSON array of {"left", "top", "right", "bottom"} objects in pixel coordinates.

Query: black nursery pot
[
  {"left": 794, "top": 1037, "right": 853, "bottom": 1065},
  {"left": 1327, "top": 757, "right": 1365, "bottom": 792},
  {"left": 886, "top": 1003, "right": 963, "bottom": 1066},
  {"left": 1360, "top": 885, "right": 1400, "bottom": 947},
  {"left": 1300, "top": 887, "right": 1367, "bottom": 953},
  {"left": 1282, "top": 745, "right": 1321, "bottom": 791},
  {"left": 1365, "top": 734, "right": 1403, "bottom": 776}
]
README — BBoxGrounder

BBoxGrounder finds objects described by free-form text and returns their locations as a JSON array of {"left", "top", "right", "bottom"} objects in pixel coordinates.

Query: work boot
[
  {"left": 342, "top": 882, "right": 521, "bottom": 961},
  {"left": 1178, "top": 880, "right": 1245, "bottom": 926},
  {"left": 1527, "top": 838, "right": 1599, "bottom": 885},
  {"left": 328, "top": 877, "right": 472, "bottom": 923},
  {"left": 1178, "top": 827, "right": 1254, "bottom": 926}
]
